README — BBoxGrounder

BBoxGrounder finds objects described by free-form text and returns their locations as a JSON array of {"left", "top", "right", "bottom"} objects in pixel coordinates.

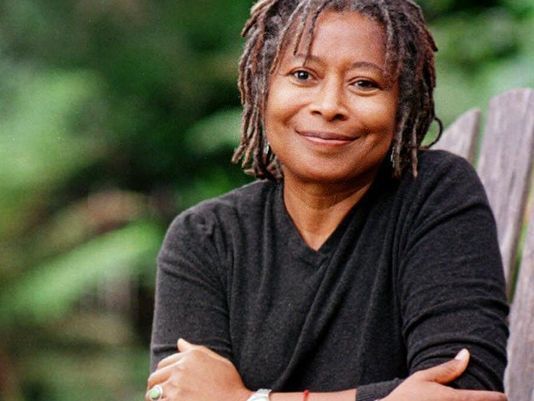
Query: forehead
[
  {"left": 310, "top": 11, "right": 385, "bottom": 49},
  {"left": 281, "top": 11, "right": 387, "bottom": 66}
]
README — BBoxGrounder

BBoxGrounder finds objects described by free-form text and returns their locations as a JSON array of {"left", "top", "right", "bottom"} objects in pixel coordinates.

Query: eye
[
  {"left": 352, "top": 79, "right": 380, "bottom": 91},
  {"left": 292, "top": 70, "right": 312, "bottom": 81}
]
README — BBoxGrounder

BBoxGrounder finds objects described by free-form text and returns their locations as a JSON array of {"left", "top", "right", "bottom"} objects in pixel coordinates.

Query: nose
[{"left": 309, "top": 78, "right": 349, "bottom": 121}]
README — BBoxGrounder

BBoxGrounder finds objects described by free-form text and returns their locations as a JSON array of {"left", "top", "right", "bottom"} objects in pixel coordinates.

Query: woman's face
[{"left": 264, "top": 11, "right": 398, "bottom": 186}]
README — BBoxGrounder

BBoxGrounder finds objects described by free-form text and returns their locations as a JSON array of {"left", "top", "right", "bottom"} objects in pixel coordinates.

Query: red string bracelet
[{"left": 303, "top": 389, "right": 310, "bottom": 401}]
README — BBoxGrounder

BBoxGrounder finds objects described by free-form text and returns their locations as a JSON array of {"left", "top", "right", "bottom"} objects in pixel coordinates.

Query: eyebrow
[{"left": 293, "top": 53, "right": 384, "bottom": 73}]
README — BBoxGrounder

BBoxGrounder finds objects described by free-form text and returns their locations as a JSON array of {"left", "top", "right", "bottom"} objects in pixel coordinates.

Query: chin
[{"left": 283, "top": 164, "right": 360, "bottom": 186}]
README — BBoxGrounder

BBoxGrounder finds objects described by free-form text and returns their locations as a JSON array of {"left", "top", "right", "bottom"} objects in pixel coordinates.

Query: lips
[{"left": 297, "top": 130, "right": 358, "bottom": 144}]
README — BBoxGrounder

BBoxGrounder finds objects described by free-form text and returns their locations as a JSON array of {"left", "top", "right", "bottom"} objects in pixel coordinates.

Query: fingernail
[{"left": 455, "top": 348, "right": 469, "bottom": 361}]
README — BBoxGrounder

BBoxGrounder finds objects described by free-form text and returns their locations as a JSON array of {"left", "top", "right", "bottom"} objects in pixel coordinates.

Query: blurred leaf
[
  {"left": 502, "top": 0, "right": 534, "bottom": 15},
  {"left": 184, "top": 108, "right": 241, "bottom": 154},
  {"left": 0, "top": 222, "right": 162, "bottom": 325},
  {"left": 0, "top": 66, "right": 107, "bottom": 238},
  {"left": 41, "top": 312, "right": 136, "bottom": 347},
  {"left": 18, "top": 346, "right": 148, "bottom": 401},
  {"left": 30, "top": 190, "right": 148, "bottom": 260},
  {"left": 0, "top": 68, "right": 104, "bottom": 190},
  {"left": 431, "top": 9, "right": 518, "bottom": 73},
  {"left": 432, "top": 7, "right": 533, "bottom": 126},
  {"left": 178, "top": 168, "right": 245, "bottom": 210}
]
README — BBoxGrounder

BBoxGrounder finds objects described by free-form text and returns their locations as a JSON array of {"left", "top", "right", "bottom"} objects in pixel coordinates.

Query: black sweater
[{"left": 150, "top": 150, "right": 509, "bottom": 401}]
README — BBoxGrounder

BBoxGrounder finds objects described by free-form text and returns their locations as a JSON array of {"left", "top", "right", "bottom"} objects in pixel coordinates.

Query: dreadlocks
[{"left": 232, "top": 0, "right": 441, "bottom": 180}]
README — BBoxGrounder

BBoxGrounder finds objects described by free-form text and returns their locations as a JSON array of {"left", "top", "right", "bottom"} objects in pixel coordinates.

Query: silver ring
[{"left": 148, "top": 384, "right": 163, "bottom": 401}]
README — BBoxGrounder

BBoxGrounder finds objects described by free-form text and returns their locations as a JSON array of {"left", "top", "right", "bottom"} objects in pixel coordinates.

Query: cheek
[
  {"left": 266, "top": 89, "right": 297, "bottom": 124},
  {"left": 265, "top": 75, "right": 308, "bottom": 131},
  {"left": 356, "top": 99, "right": 398, "bottom": 133}
]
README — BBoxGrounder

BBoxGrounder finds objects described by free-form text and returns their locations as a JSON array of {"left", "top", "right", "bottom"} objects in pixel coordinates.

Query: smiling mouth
[{"left": 297, "top": 130, "right": 358, "bottom": 145}]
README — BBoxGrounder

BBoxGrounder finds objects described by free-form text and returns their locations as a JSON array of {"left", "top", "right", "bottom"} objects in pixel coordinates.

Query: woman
[{"left": 146, "top": 1, "right": 509, "bottom": 400}]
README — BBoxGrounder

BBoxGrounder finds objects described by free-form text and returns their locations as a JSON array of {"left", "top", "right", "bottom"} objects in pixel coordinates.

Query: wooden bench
[{"left": 434, "top": 88, "right": 534, "bottom": 401}]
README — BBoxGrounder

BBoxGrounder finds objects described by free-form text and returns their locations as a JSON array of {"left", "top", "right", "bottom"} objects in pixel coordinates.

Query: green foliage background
[{"left": 0, "top": 0, "right": 532, "bottom": 400}]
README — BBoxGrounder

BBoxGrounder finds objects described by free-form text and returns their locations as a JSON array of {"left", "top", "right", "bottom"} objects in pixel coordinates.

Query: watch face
[{"left": 248, "top": 390, "right": 271, "bottom": 401}]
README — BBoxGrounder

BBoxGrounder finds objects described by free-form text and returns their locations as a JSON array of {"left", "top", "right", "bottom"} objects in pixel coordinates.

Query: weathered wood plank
[
  {"left": 476, "top": 89, "right": 534, "bottom": 289},
  {"left": 504, "top": 196, "right": 534, "bottom": 401},
  {"left": 433, "top": 108, "right": 481, "bottom": 163},
  {"left": 441, "top": 89, "right": 534, "bottom": 399}
]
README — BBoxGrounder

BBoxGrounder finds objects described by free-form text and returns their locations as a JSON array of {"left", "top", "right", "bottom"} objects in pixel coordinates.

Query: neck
[{"left": 283, "top": 173, "right": 377, "bottom": 251}]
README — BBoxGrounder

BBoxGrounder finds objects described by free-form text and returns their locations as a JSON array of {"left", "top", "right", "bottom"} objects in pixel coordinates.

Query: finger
[
  {"left": 177, "top": 338, "right": 226, "bottom": 360},
  {"left": 147, "top": 364, "right": 176, "bottom": 390},
  {"left": 416, "top": 348, "right": 470, "bottom": 384},
  {"left": 177, "top": 338, "right": 200, "bottom": 352},
  {"left": 156, "top": 352, "right": 185, "bottom": 370},
  {"left": 455, "top": 389, "right": 507, "bottom": 401},
  {"left": 145, "top": 383, "right": 165, "bottom": 401}
]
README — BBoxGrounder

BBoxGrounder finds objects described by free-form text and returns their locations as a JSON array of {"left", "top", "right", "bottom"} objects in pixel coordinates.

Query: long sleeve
[
  {"left": 148, "top": 153, "right": 508, "bottom": 401},
  {"left": 150, "top": 208, "right": 231, "bottom": 371},
  {"left": 356, "top": 152, "right": 509, "bottom": 401},
  {"left": 397, "top": 152, "right": 509, "bottom": 387}
]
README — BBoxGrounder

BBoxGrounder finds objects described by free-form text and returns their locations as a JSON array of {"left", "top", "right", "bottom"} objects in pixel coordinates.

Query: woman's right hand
[{"left": 382, "top": 349, "right": 507, "bottom": 401}]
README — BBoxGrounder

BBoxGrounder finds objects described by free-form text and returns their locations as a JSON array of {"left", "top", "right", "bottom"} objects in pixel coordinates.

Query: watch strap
[{"left": 247, "top": 389, "right": 272, "bottom": 401}]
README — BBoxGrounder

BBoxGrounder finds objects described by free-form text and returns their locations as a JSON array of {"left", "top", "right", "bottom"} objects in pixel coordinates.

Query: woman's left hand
[{"left": 146, "top": 339, "right": 252, "bottom": 401}]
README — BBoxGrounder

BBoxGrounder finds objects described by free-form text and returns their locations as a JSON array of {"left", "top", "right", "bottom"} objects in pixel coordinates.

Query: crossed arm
[
  {"left": 146, "top": 156, "right": 509, "bottom": 401},
  {"left": 146, "top": 340, "right": 506, "bottom": 401}
]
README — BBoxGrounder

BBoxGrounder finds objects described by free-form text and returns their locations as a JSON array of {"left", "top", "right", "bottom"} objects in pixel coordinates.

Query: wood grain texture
[
  {"left": 443, "top": 89, "right": 534, "bottom": 400},
  {"left": 476, "top": 88, "right": 534, "bottom": 289},
  {"left": 504, "top": 197, "right": 534, "bottom": 401},
  {"left": 433, "top": 108, "right": 481, "bottom": 163}
]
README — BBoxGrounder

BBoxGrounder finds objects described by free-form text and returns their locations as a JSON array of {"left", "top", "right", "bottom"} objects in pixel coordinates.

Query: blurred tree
[{"left": 0, "top": 0, "right": 532, "bottom": 400}]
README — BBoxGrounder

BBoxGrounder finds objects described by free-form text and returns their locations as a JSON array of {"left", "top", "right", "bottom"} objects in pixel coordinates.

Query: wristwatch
[{"left": 246, "top": 389, "right": 272, "bottom": 401}]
